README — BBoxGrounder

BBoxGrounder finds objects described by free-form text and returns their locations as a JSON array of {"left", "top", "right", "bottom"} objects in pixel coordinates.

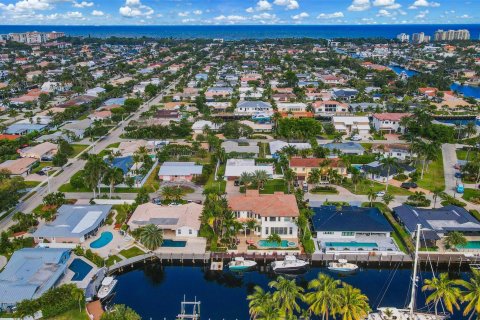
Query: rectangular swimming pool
[
  {"left": 459, "top": 241, "right": 480, "bottom": 249},
  {"left": 258, "top": 240, "right": 296, "bottom": 248},
  {"left": 325, "top": 241, "right": 378, "bottom": 248},
  {"left": 162, "top": 239, "right": 187, "bottom": 247},
  {"left": 69, "top": 258, "right": 93, "bottom": 281}
]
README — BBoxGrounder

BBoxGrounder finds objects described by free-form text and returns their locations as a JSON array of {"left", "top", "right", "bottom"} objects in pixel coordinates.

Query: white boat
[
  {"left": 97, "top": 276, "right": 118, "bottom": 299},
  {"left": 368, "top": 224, "right": 449, "bottom": 320},
  {"left": 271, "top": 255, "right": 308, "bottom": 272},
  {"left": 328, "top": 259, "right": 358, "bottom": 273},
  {"left": 228, "top": 257, "right": 257, "bottom": 271}
]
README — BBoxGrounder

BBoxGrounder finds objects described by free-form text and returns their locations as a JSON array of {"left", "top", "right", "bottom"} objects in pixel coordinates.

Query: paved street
[{"left": 442, "top": 143, "right": 458, "bottom": 196}]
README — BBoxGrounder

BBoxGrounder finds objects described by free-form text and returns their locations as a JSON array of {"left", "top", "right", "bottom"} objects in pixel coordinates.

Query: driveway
[{"left": 442, "top": 143, "right": 459, "bottom": 196}]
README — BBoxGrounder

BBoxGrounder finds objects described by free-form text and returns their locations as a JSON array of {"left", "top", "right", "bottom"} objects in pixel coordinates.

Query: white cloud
[
  {"left": 0, "top": 0, "right": 67, "bottom": 13},
  {"left": 193, "top": 10, "right": 202, "bottom": 15},
  {"left": 72, "top": 1, "right": 93, "bottom": 8},
  {"left": 348, "top": 0, "right": 371, "bottom": 11},
  {"left": 119, "top": 0, "right": 153, "bottom": 17},
  {"left": 256, "top": 0, "right": 272, "bottom": 11},
  {"left": 178, "top": 11, "right": 189, "bottom": 17},
  {"left": 409, "top": 0, "right": 440, "bottom": 9},
  {"left": 273, "top": 0, "right": 299, "bottom": 10},
  {"left": 376, "top": 9, "right": 391, "bottom": 16},
  {"left": 415, "top": 9, "right": 429, "bottom": 18},
  {"left": 214, "top": 14, "right": 246, "bottom": 22},
  {"left": 65, "top": 10, "right": 83, "bottom": 18},
  {"left": 292, "top": 12, "right": 308, "bottom": 20},
  {"left": 459, "top": 14, "right": 472, "bottom": 18},
  {"left": 317, "top": 11, "right": 344, "bottom": 19},
  {"left": 246, "top": 7, "right": 254, "bottom": 13},
  {"left": 252, "top": 12, "right": 277, "bottom": 20},
  {"left": 91, "top": 9, "right": 103, "bottom": 16}
]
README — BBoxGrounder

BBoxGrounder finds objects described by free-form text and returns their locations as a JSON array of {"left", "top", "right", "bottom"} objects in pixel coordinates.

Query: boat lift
[{"left": 176, "top": 296, "right": 201, "bottom": 320}]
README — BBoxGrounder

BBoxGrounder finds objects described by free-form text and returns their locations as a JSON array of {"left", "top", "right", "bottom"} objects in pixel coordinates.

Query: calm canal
[{"left": 108, "top": 264, "right": 471, "bottom": 319}]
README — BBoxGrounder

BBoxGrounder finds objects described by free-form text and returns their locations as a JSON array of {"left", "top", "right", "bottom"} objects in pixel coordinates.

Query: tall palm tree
[
  {"left": 305, "top": 273, "right": 341, "bottom": 320},
  {"left": 380, "top": 157, "right": 398, "bottom": 192},
  {"left": 161, "top": 186, "right": 176, "bottom": 201},
  {"left": 139, "top": 224, "right": 164, "bottom": 251},
  {"left": 443, "top": 231, "right": 467, "bottom": 250},
  {"left": 103, "top": 167, "right": 124, "bottom": 199},
  {"left": 458, "top": 269, "right": 480, "bottom": 320},
  {"left": 84, "top": 155, "right": 107, "bottom": 198},
  {"left": 247, "top": 286, "right": 272, "bottom": 319},
  {"left": 240, "top": 172, "right": 253, "bottom": 191},
  {"left": 337, "top": 284, "right": 371, "bottom": 320},
  {"left": 284, "top": 168, "right": 297, "bottom": 194},
  {"left": 422, "top": 273, "right": 463, "bottom": 315},
  {"left": 432, "top": 187, "right": 443, "bottom": 209},
  {"left": 367, "top": 188, "right": 377, "bottom": 207},
  {"left": 269, "top": 276, "right": 305, "bottom": 316},
  {"left": 308, "top": 168, "right": 321, "bottom": 186},
  {"left": 350, "top": 169, "right": 363, "bottom": 194},
  {"left": 71, "top": 286, "right": 85, "bottom": 313}
]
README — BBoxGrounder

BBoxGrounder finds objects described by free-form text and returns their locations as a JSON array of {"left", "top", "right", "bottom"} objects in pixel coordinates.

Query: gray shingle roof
[{"left": 158, "top": 162, "right": 203, "bottom": 176}]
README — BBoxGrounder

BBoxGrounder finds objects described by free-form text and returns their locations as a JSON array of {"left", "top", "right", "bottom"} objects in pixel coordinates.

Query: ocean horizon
[{"left": 0, "top": 24, "right": 479, "bottom": 40}]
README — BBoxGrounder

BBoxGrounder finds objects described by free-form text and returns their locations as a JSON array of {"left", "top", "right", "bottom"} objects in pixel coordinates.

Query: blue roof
[
  {"left": 311, "top": 205, "right": 393, "bottom": 233},
  {"left": 110, "top": 156, "right": 133, "bottom": 174},
  {"left": 0, "top": 248, "right": 70, "bottom": 307},
  {"left": 104, "top": 98, "right": 126, "bottom": 106},
  {"left": 323, "top": 142, "right": 364, "bottom": 152}
]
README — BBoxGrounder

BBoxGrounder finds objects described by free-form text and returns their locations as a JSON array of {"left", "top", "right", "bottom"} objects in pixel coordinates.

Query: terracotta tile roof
[
  {"left": 228, "top": 190, "right": 299, "bottom": 217},
  {"left": 373, "top": 113, "right": 411, "bottom": 121},
  {"left": 0, "top": 134, "right": 21, "bottom": 140},
  {"left": 289, "top": 157, "right": 344, "bottom": 168}
]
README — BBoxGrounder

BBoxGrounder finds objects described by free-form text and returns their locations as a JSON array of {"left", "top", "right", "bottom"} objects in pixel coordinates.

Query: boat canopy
[
  {"left": 338, "top": 259, "right": 348, "bottom": 263},
  {"left": 285, "top": 255, "right": 296, "bottom": 261},
  {"left": 102, "top": 276, "right": 114, "bottom": 286},
  {"left": 234, "top": 257, "right": 245, "bottom": 262}
]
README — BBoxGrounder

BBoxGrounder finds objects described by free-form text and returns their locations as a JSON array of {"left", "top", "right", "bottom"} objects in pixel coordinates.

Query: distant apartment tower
[
  {"left": 412, "top": 32, "right": 427, "bottom": 44},
  {"left": 434, "top": 29, "right": 470, "bottom": 41},
  {"left": 7, "top": 31, "right": 65, "bottom": 44},
  {"left": 396, "top": 33, "right": 410, "bottom": 43}
]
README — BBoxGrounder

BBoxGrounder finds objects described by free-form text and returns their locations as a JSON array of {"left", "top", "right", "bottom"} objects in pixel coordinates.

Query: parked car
[
  {"left": 234, "top": 180, "right": 240, "bottom": 186},
  {"left": 457, "top": 184, "right": 465, "bottom": 193},
  {"left": 376, "top": 191, "right": 386, "bottom": 197},
  {"left": 151, "top": 198, "right": 162, "bottom": 205},
  {"left": 351, "top": 135, "right": 362, "bottom": 141},
  {"left": 37, "top": 171, "right": 45, "bottom": 176},
  {"left": 42, "top": 166, "right": 52, "bottom": 172},
  {"left": 401, "top": 182, "right": 418, "bottom": 189},
  {"left": 302, "top": 181, "right": 308, "bottom": 192},
  {"left": 454, "top": 172, "right": 462, "bottom": 178}
]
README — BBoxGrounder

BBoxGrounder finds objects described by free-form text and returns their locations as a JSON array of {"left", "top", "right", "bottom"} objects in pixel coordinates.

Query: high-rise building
[
  {"left": 412, "top": 32, "right": 425, "bottom": 44},
  {"left": 434, "top": 29, "right": 470, "bottom": 41},
  {"left": 396, "top": 33, "right": 410, "bottom": 42},
  {"left": 5, "top": 31, "right": 65, "bottom": 44}
]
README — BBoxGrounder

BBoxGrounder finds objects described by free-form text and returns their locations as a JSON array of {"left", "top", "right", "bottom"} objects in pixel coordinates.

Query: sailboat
[{"left": 368, "top": 224, "right": 449, "bottom": 320}]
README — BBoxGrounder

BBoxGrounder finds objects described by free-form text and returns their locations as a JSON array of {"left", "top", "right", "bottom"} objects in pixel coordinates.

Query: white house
[
  {"left": 372, "top": 113, "right": 411, "bottom": 134},
  {"left": 277, "top": 102, "right": 307, "bottom": 113},
  {"left": 332, "top": 116, "right": 370, "bottom": 136},
  {"left": 235, "top": 100, "right": 272, "bottom": 115},
  {"left": 228, "top": 190, "right": 299, "bottom": 239},
  {"left": 224, "top": 159, "right": 274, "bottom": 181}
]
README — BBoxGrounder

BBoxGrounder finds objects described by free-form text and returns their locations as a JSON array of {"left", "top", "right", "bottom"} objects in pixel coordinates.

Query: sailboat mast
[{"left": 410, "top": 223, "right": 422, "bottom": 317}]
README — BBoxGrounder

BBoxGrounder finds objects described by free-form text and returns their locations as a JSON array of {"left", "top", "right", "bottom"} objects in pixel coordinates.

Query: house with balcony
[
  {"left": 228, "top": 190, "right": 299, "bottom": 239},
  {"left": 289, "top": 157, "right": 347, "bottom": 181},
  {"left": 332, "top": 116, "right": 370, "bottom": 136},
  {"left": 312, "top": 100, "right": 348, "bottom": 115},
  {"left": 372, "top": 113, "right": 411, "bottom": 134}
]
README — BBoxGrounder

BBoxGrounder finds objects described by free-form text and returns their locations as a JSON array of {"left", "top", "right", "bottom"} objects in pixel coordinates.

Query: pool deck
[
  {"left": 60, "top": 255, "right": 98, "bottom": 289},
  {"left": 315, "top": 236, "right": 400, "bottom": 255},
  {"left": 83, "top": 224, "right": 135, "bottom": 258}
]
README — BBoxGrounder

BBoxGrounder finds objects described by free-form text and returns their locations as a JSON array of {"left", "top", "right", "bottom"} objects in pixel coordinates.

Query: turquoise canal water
[
  {"left": 450, "top": 83, "right": 480, "bottom": 99},
  {"left": 109, "top": 264, "right": 471, "bottom": 319},
  {"left": 389, "top": 65, "right": 419, "bottom": 78},
  {"left": 89, "top": 231, "right": 113, "bottom": 249},
  {"left": 68, "top": 258, "right": 93, "bottom": 281},
  {"left": 325, "top": 241, "right": 378, "bottom": 248}
]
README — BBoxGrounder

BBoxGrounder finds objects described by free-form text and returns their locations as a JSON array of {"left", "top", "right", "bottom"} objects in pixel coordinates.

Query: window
[
  {"left": 323, "top": 231, "right": 334, "bottom": 235},
  {"left": 269, "top": 217, "right": 276, "bottom": 222},
  {"left": 271, "top": 227, "right": 288, "bottom": 235},
  {"left": 265, "top": 227, "right": 269, "bottom": 235},
  {"left": 284, "top": 217, "right": 291, "bottom": 222},
  {"left": 177, "top": 229, "right": 182, "bottom": 235},
  {"left": 189, "top": 229, "right": 192, "bottom": 235},
  {"left": 289, "top": 227, "right": 293, "bottom": 235},
  {"left": 341, "top": 232, "right": 355, "bottom": 236}
]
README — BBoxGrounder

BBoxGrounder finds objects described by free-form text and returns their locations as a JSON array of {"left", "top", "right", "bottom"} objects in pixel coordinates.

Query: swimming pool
[
  {"left": 162, "top": 239, "right": 187, "bottom": 247},
  {"left": 257, "top": 240, "right": 296, "bottom": 248},
  {"left": 458, "top": 241, "right": 480, "bottom": 249},
  {"left": 90, "top": 231, "right": 113, "bottom": 249},
  {"left": 325, "top": 241, "right": 378, "bottom": 248},
  {"left": 69, "top": 258, "right": 93, "bottom": 281}
]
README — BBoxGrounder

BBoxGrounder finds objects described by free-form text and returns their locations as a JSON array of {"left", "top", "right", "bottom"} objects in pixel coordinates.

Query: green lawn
[
  {"left": 463, "top": 188, "right": 480, "bottom": 203},
  {"left": 456, "top": 149, "right": 479, "bottom": 161},
  {"left": 112, "top": 204, "right": 130, "bottom": 224},
  {"left": 342, "top": 180, "right": 412, "bottom": 196},
  {"left": 105, "top": 255, "right": 122, "bottom": 267},
  {"left": 47, "top": 309, "right": 89, "bottom": 320},
  {"left": 119, "top": 246, "right": 145, "bottom": 259},
  {"left": 144, "top": 165, "right": 160, "bottom": 192},
  {"left": 205, "top": 165, "right": 226, "bottom": 193},
  {"left": 362, "top": 202, "right": 414, "bottom": 253},
  {"left": 416, "top": 151, "right": 445, "bottom": 192},
  {"left": 240, "top": 179, "right": 287, "bottom": 194},
  {"left": 24, "top": 180, "right": 41, "bottom": 188},
  {"left": 32, "top": 161, "right": 53, "bottom": 174},
  {"left": 71, "top": 144, "right": 89, "bottom": 158}
]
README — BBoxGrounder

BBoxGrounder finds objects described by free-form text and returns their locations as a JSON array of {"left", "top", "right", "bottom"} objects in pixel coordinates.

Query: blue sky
[{"left": 0, "top": 0, "right": 478, "bottom": 25}]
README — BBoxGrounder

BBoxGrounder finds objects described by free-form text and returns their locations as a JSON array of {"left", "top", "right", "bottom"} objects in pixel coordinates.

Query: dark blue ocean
[{"left": 0, "top": 24, "right": 479, "bottom": 40}]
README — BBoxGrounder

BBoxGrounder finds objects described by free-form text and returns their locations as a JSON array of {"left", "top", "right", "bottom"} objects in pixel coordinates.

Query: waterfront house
[
  {"left": 158, "top": 162, "right": 203, "bottom": 182},
  {"left": 311, "top": 205, "right": 398, "bottom": 253},
  {"left": 224, "top": 159, "right": 274, "bottom": 181},
  {"left": 332, "top": 116, "right": 370, "bottom": 136},
  {"left": 18, "top": 142, "right": 58, "bottom": 160},
  {"left": 228, "top": 190, "right": 299, "bottom": 238},
  {"left": 393, "top": 205, "right": 480, "bottom": 247},
  {"left": 0, "top": 157, "right": 38, "bottom": 177},
  {"left": 0, "top": 248, "right": 70, "bottom": 309},
  {"left": 235, "top": 100, "right": 272, "bottom": 115},
  {"left": 372, "top": 113, "right": 411, "bottom": 134},
  {"left": 289, "top": 157, "right": 346, "bottom": 181},
  {"left": 361, "top": 161, "right": 415, "bottom": 183},
  {"left": 5, "top": 123, "right": 47, "bottom": 135},
  {"left": 192, "top": 120, "right": 221, "bottom": 134},
  {"left": 33, "top": 204, "right": 112, "bottom": 244},
  {"left": 322, "top": 142, "right": 365, "bottom": 156},
  {"left": 128, "top": 202, "right": 202, "bottom": 237}
]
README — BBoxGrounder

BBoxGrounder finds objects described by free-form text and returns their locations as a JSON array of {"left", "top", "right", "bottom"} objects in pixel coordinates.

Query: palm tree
[
  {"left": 350, "top": 169, "right": 363, "bottom": 194},
  {"left": 458, "top": 269, "right": 480, "bottom": 320},
  {"left": 103, "top": 167, "right": 124, "bottom": 199},
  {"left": 432, "top": 187, "right": 443, "bottom": 209},
  {"left": 161, "top": 186, "right": 176, "bottom": 201},
  {"left": 252, "top": 170, "right": 269, "bottom": 191},
  {"left": 247, "top": 286, "right": 272, "bottom": 319},
  {"left": 382, "top": 193, "right": 394, "bottom": 206},
  {"left": 443, "top": 231, "right": 467, "bottom": 250},
  {"left": 84, "top": 155, "right": 108, "bottom": 198},
  {"left": 367, "top": 188, "right": 377, "bottom": 207},
  {"left": 305, "top": 273, "right": 341, "bottom": 320},
  {"left": 422, "top": 273, "right": 463, "bottom": 315},
  {"left": 240, "top": 172, "right": 253, "bottom": 191},
  {"left": 138, "top": 224, "right": 163, "bottom": 251},
  {"left": 71, "top": 286, "right": 85, "bottom": 313},
  {"left": 284, "top": 168, "right": 296, "bottom": 194},
  {"left": 380, "top": 157, "right": 398, "bottom": 192},
  {"left": 337, "top": 284, "right": 371, "bottom": 320},
  {"left": 308, "top": 168, "right": 321, "bottom": 186},
  {"left": 267, "top": 233, "right": 282, "bottom": 246},
  {"left": 269, "top": 276, "right": 305, "bottom": 316},
  {"left": 246, "top": 218, "right": 259, "bottom": 238}
]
